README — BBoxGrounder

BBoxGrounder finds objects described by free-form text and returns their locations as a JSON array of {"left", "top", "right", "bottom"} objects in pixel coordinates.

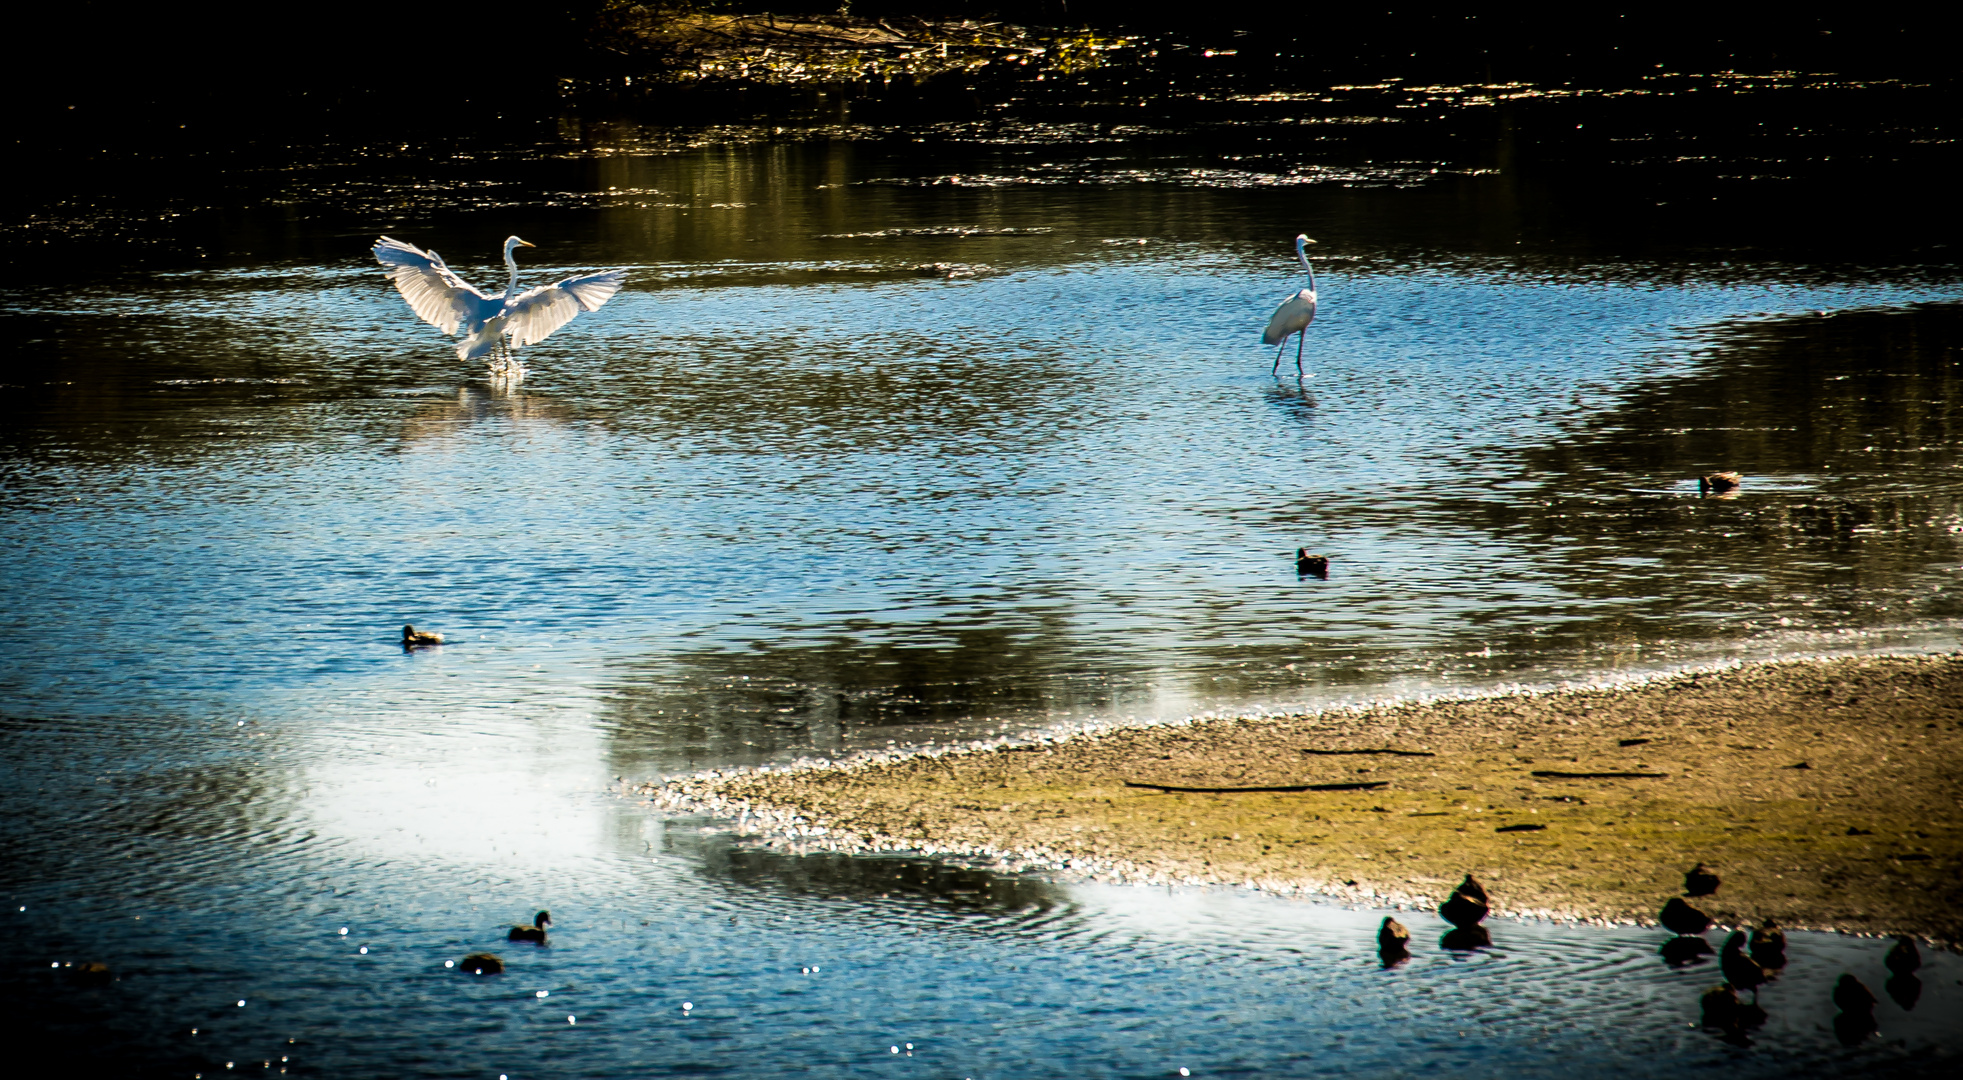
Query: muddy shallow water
[{"left": 3, "top": 72, "right": 1961, "bottom": 1075}]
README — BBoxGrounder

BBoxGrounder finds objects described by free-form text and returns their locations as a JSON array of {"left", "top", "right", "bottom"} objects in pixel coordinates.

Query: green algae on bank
[{"left": 648, "top": 654, "right": 1963, "bottom": 943}]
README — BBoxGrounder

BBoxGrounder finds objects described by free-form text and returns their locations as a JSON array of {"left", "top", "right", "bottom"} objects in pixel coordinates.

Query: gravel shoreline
[{"left": 640, "top": 653, "right": 1963, "bottom": 944}]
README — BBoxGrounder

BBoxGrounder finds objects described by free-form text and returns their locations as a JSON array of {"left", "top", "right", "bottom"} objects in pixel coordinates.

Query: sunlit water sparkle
[{"left": 3, "top": 96, "right": 1961, "bottom": 1076}]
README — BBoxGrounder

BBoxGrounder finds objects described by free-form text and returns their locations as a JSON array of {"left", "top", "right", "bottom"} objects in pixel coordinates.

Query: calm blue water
[{"left": 3, "top": 80, "right": 1961, "bottom": 1076}]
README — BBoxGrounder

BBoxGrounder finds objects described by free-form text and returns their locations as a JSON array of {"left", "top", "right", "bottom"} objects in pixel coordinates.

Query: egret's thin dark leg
[
  {"left": 1295, "top": 331, "right": 1307, "bottom": 377},
  {"left": 1272, "top": 341, "right": 1288, "bottom": 375}
]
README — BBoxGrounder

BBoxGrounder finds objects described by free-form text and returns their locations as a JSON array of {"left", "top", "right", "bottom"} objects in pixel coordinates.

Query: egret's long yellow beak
[{"left": 518, "top": 239, "right": 536, "bottom": 247}]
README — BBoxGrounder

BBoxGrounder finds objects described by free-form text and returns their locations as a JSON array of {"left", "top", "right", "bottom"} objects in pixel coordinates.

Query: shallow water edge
[{"left": 645, "top": 652, "right": 1963, "bottom": 944}]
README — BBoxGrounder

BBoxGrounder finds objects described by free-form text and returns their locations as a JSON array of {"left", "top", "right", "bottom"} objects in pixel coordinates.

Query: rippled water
[{"left": 3, "top": 76, "right": 1961, "bottom": 1076}]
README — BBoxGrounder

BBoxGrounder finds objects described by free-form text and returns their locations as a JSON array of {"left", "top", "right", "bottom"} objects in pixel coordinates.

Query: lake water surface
[{"left": 3, "top": 75, "right": 1960, "bottom": 1076}]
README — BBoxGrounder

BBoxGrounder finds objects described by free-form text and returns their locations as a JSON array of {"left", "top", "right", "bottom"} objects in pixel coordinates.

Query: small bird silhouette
[
  {"left": 1440, "top": 874, "right": 1489, "bottom": 928},
  {"left": 1832, "top": 973, "right": 1877, "bottom": 1015},
  {"left": 459, "top": 953, "right": 504, "bottom": 974},
  {"left": 1295, "top": 549, "right": 1330, "bottom": 578},
  {"left": 1884, "top": 935, "right": 1921, "bottom": 976},
  {"left": 1660, "top": 897, "right": 1711, "bottom": 936},
  {"left": 1720, "top": 931, "right": 1769, "bottom": 999},
  {"left": 1378, "top": 916, "right": 1411, "bottom": 965},
  {"left": 1698, "top": 472, "right": 1743, "bottom": 496},
  {"left": 508, "top": 910, "right": 552, "bottom": 943},
  {"left": 1683, "top": 862, "right": 1720, "bottom": 897},
  {"left": 1748, "top": 921, "right": 1787, "bottom": 969},
  {"left": 402, "top": 624, "right": 445, "bottom": 647}
]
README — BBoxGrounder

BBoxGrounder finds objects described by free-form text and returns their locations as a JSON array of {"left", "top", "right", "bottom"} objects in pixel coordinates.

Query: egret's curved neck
[
  {"left": 503, "top": 243, "right": 521, "bottom": 296},
  {"left": 1296, "top": 240, "right": 1316, "bottom": 294}
]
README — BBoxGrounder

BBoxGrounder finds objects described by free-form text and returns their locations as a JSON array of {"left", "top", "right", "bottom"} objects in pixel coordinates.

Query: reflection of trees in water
[
  {"left": 1490, "top": 302, "right": 1963, "bottom": 616},
  {"left": 1158, "top": 304, "right": 1963, "bottom": 701},
  {"left": 601, "top": 613, "right": 1109, "bottom": 773},
  {"left": 665, "top": 826, "right": 1072, "bottom": 919},
  {"left": 395, "top": 385, "right": 578, "bottom": 445}
]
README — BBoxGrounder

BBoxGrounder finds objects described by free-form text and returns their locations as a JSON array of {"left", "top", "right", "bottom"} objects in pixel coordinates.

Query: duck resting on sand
[{"left": 1683, "top": 862, "right": 1720, "bottom": 897}]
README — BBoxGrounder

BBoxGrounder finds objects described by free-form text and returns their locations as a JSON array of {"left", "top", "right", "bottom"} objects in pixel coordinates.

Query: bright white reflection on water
[{"left": 3, "top": 118, "right": 1962, "bottom": 1076}]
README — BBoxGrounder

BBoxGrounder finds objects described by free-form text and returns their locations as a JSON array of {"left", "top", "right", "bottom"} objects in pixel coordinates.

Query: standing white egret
[
  {"left": 372, "top": 235, "right": 627, "bottom": 375},
  {"left": 1261, "top": 234, "right": 1319, "bottom": 376}
]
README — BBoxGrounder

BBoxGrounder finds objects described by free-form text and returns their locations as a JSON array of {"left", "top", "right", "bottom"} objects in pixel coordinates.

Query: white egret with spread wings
[
  {"left": 372, "top": 235, "right": 627, "bottom": 376},
  {"left": 1261, "top": 234, "right": 1319, "bottom": 377}
]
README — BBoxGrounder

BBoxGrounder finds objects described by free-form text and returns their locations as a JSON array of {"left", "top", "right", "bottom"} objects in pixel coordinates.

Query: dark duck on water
[
  {"left": 1659, "top": 897, "right": 1711, "bottom": 936},
  {"left": 1377, "top": 916, "right": 1411, "bottom": 965},
  {"left": 1748, "top": 921, "right": 1787, "bottom": 969},
  {"left": 508, "top": 911, "right": 552, "bottom": 942},
  {"left": 1885, "top": 935, "right": 1921, "bottom": 976},
  {"left": 1439, "top": 874, "right": 1489, "bottom": 928},
  {"left": 1720, "top": 932, "right": 1770, "bottom": 1000},
  {"left": 402, "top": 624, "right": 444, "bottom": 647}
]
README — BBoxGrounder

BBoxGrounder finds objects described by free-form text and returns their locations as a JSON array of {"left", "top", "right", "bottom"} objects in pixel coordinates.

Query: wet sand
[{"left": 649, "top": 654, "right": 1963, "bottom": 943}]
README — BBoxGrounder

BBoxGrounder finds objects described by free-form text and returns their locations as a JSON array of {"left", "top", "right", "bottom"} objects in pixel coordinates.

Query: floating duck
[
  {"left": 508, "top": 911, "right": 552, "bottom": 943},
  {"left": 1700, "top": 982, "right": 1739, "bottom": 1029},
  {"left": 1885, "top": 935, "right": 1921, "bottom": 976},
  {"left": 1439, "top": 874, "right": 1489, "bottom": 929},
  {"left": 1683, "top": 862, "right": 1720, "bottom": 897},
  {"left": 459, "top": 952, "right": 504, "bottom": 974},
  {"left": 1698, "top": 472, "right": 1743, "bottom": 496},
  {"left": 1378, "top": 916, "right": 1411, "bottom": 964},
  {"left": 1660, "top": 897, "right": 1710, "bottom": 936},
  {"left": 1720, "top": 932, "right": 1769, "bottom": 999},
  {"left": 1295, "top": 549, "right": 1329, "bottom": 578},
  {"left": 402, "top": 624, "right": 445, "bottom": 647},
  {"left": 1749, "top": 921, "right": 1787, "bottom": 969}
]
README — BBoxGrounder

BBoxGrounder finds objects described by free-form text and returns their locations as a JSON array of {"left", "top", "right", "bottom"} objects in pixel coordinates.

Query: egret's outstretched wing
[
  {"left": 503, "top": 269, "right": 629, "bottom": 349},
  {"left": 372, "top": 236, "right": 500, "bottom": 335}
]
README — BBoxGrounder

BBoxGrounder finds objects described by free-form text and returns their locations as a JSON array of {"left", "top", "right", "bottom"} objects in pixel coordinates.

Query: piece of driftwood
[
  {"left": 1496, "top": 823, "right": 1547, "bottom": 832},
  {"left": 1123, "top": 780, "right": 1390, "bottom": 794},
  {"left": 1530, "top": 770, "right": 1669, "bottom": 779},
  {"left": 1299, "top": 748, "right": 1436, "bottom": 757}
]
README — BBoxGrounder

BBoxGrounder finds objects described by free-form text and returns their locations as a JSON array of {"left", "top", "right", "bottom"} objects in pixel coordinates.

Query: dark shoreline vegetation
[{"left": 9, "top": 5, "right": 1958, "bottom": 279}]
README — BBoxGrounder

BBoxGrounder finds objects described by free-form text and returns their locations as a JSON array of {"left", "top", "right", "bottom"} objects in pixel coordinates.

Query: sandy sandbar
[{"left": 645, "top": 654, "right": 1963, "bottom": 943}]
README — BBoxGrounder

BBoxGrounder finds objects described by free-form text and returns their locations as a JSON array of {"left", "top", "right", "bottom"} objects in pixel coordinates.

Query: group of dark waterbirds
[
  {"left": 457, "top": 910, "right": 552, "bottom": 976},
  {"left": 1375, "top": 873, "right": 1494, "bottom": 964},
  {"left": 1375, "top": 866, "right": 1927, "bottom": 1046},
  {"left": 1661, "top": 864, "right": 1923, "bottom": 1045}
]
